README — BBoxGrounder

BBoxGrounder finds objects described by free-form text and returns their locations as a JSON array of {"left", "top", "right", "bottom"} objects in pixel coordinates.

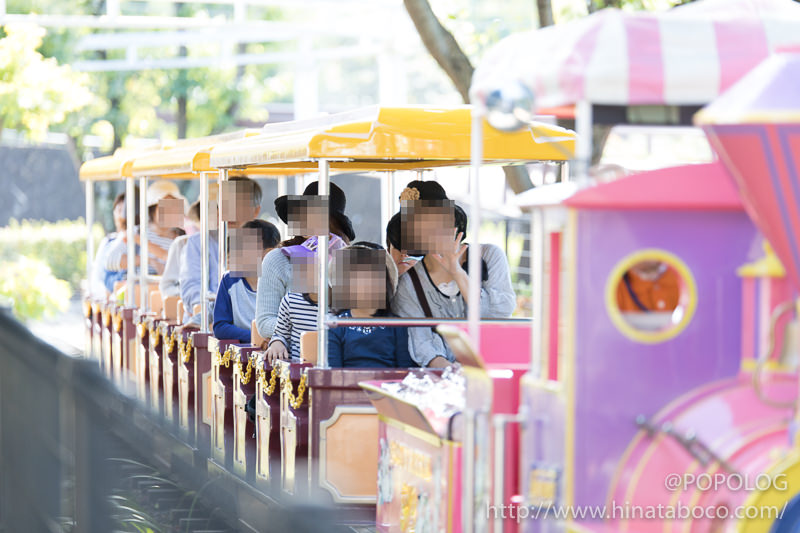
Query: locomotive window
[{"left": 605, "top": 249, "right": 697, "bottom": 343}]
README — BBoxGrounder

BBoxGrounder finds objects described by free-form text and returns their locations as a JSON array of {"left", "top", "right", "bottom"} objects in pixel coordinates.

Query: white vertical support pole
[
  {"left": 388, "top": 171, "right": 398, "bottom": 216},
  {"left": 574, "top": 100, "right": 593, "bottom": 184},
  {"left": 467, "top": 109, "right": 483, "bottom": 348},
  {"left": 139, "top": 176, "right": 149, "bottom": 312},
  {"left": 200, "top": 172, "right": 210, "bottom": 333},
  {"left": 316, "top": 160, "right": 330, "bottom": 369},
  {"left": 125, "top": 177, "right": 136, "bottom": 307},
  {"left": 295, "top": 173, "right": 307, "bottom": 196},
  {"left": 218, "top": 169, "right": 228, "bottom": 279},
  {"left": 463, "top": 102, "right": 486, "bottom": 533},
  {"left": 380, "top": 171, "right": 394, "bottom": 241},
  {"left": 85, "top": 180, "right": 95, "bottom": 298},
  {"left": 277, "top": 175, "right": 288, "bottom": 239},
  {"left": 531, "top": 207, "right": 545, "bottom": 377}
]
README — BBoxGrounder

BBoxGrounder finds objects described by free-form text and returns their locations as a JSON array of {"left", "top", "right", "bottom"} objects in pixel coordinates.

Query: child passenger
[
  {"left": 327, "top": 244, "right": 416, "bottom": 368},
  {"left": 213, "top": 220, "right": 280, "bottom": 343},
  {"left": 265, "top": 234, "right": 347, "bottom": 363}
]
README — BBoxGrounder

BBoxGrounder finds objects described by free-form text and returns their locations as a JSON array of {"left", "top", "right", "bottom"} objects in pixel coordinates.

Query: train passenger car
[{"left": 79, "top": 105, "right": 577, "bottom": 531}]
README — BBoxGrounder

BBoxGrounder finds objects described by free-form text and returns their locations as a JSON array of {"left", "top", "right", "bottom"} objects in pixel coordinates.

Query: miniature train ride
[{"left": 78, "top": 49, "right": 800, "bottom": 533}]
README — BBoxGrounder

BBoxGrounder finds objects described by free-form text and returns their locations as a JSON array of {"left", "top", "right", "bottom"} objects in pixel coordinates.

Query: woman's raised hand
[{"left": 431, "top": 230, "right": 467, "bottom": 276}]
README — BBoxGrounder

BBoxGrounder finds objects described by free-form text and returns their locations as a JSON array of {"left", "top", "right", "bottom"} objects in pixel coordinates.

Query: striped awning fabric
[{"left": 471, "top": 0, "right": 800, "bottom": 108}]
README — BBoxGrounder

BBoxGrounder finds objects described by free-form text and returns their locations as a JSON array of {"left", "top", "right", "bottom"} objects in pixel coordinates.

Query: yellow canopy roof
[
  {"left": 79, "top": 145, "right": 162, "bottom": 181},
  {"left": 209, "top": 105, "right": 576, "bottom": 171},
  {"left": 130, "top": 129, "right": 262, "bottom": 178}
]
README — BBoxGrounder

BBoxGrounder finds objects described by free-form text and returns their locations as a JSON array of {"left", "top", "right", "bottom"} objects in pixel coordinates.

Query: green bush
[
  {"left": 0, "top": 218, "right": 103, "bottom": 294},
  {"left": 0, "top": 255, "right": 71, "bottom": 321}
]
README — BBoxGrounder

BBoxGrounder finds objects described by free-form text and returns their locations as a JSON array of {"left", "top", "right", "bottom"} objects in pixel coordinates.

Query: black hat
[{"left": 274, "top": 181, "right": 356, "bottom": 242}]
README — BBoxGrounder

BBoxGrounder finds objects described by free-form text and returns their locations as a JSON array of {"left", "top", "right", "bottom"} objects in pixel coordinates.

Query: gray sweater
[
  {"left": 254, "top": 247, "right": 293, "bottom": 338},
  {"left": 389, "top": 243, "right": 516, "bottom": 367}
]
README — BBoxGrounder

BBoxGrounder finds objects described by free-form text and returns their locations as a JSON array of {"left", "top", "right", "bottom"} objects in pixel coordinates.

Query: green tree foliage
[
  {"left": 0, "top": 256, "right": 71, "bottom": 322},
  {"left": 0, "top": 218, "right": 102, "bottom": 294},
  {"left": 0, "top": 23, "right": 93, "bottom": 140}
]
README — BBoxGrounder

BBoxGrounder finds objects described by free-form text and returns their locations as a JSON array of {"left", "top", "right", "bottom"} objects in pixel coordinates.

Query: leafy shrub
[
  {"left": 0, "top": 218, "right": 103, "bottom": 294},
  {"left": 0, "top": 255, "right": 71, "bottom": 321}
]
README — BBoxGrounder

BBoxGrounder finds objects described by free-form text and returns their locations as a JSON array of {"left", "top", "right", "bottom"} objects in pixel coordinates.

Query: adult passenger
[
  {"left": 254, "top": 181, "right": 355, "bottom": 344},
  {"left": 390, "top": 180, "right": 516, "bottom": 368},
  {"left": 180, "top": 177, "right": 262, "bottom": 325},
  {"left": 385, "top": 212, "right": 419, "bottom": 276},
  {"left": 90, "top": 192, "right": 126, "bottom": 299},
  {"left": 159, "top": 200, "right": 200, "bottom": 299}
]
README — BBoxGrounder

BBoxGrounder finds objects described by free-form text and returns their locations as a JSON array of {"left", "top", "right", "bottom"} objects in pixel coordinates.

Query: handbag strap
[{"left": 408, "top": 267, "right": 433, "bottom": 318}]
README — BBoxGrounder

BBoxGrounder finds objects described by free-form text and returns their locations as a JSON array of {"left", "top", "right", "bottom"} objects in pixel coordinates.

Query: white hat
[{"left": 147, "top": 180, "right": 187, "bottom": 207}]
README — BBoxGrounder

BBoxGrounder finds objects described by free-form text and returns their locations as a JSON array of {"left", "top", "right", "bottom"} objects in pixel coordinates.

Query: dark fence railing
[{"left": 0, "top": 309, "right": 347, "bottom": 533}]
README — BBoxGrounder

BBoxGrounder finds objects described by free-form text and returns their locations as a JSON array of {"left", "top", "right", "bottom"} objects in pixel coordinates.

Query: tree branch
[{"left": 403, "top": 0, "right": 474, "bottom": 103}]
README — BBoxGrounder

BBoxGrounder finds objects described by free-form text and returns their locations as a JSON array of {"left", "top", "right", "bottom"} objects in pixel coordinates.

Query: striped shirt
[
  {"left": 269, "top": 292, "right": 318, "bottom": 360},
  {"left": 105, "top": 227, "right": 174, "bottom": 272}
]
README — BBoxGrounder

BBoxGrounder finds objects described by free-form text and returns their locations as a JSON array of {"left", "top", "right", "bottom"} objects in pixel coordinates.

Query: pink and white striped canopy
[{"left": 471, "top": 0, "right": 800, "bottom": 108}]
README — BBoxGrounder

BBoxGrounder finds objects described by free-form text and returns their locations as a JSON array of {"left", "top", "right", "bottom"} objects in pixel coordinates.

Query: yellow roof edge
[
  {"left": 212, "top": 106, "right": 575, "bottom": 169},
  {"left": 737, "top": 242, "right": 786, "bottom": 277}
]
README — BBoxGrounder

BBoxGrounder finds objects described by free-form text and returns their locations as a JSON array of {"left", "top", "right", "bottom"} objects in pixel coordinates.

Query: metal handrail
[
  {"left": 636, "top": 415, "right": 738, "bottom": 474},
  {"left": 324, "top": 317, "right": 531, "bottom": 328}
]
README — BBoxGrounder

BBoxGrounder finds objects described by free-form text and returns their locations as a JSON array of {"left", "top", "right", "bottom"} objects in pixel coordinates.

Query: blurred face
[
  {"left": 155, "top": 197, "right": 184, "bottom": 228},
  {"left": 331, "top": 248, "right": 387, "bottom": 309},
  {"left": 228, "top": 227, "right": 263, "bottom": 278},
  {"left": 290, "top": 256, "right": 318, "bottom": 293},
  {"left": 113, "top": 201, "right": 125, "bottom": 231},
  {"left": 221, "top": 181, "right": 260, "bottom": 229},
  {"left": 287, "top": 195, "right": 328, "bottom": 237},
  {"left": 401, "top": 200, "right": 456, "bottom": 255}
]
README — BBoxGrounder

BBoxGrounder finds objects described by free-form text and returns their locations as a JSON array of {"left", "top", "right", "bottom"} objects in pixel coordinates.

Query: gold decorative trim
[
  {"left": 281, "top": 368, "right": 307, "bottom": 409},
  {"left": 237, "top": 355, "right": 254, "bottom": 385},
  {"left": 163, "top": 330, "right": 177, "bottom": 353},
  {"left": 180, "top": 335, "right": 194, "bottom": 363},
  {"left": 149, "top": 325, "right": 161, "bottom": 347},
  {"left": 318, "top": 405, "right": 379, "bottom": 504},
  {"left": 216, "top": 346, "right": 233, "bottom": 368},
  {"left": 258, "top": 366, "right": 279, "bottom": 396},
  {"left": 112, "top": 313, "right": 122, "bottom": 332}
]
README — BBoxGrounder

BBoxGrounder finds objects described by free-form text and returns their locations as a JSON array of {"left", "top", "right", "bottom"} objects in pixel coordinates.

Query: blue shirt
[
  {"left": 213, "top": 273, "right": 256, "bottom": 343},
  {"left": 179, "top": 232, "right": 219, "bottom": 322},
  {"left": 327, "top": 311, "right": 417, "bottom": 368}
]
